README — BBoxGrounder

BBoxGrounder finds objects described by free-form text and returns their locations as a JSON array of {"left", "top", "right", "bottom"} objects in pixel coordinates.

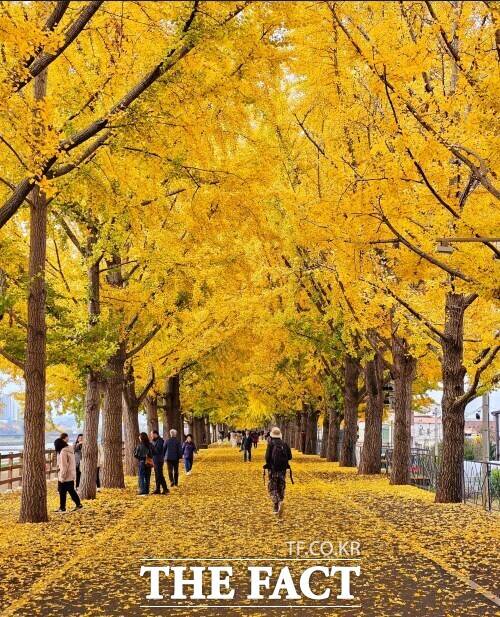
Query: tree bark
[
  {"left": 79, "top": 241, "right": 101, "bottom": 500},
  {"left": 165, "top": 374, "right": 183, "bottom": 439},
  {"left": 340, "top": 355, "right": 360, "bottom": 467},
  {"left": 294, "top": 411, "right": 302, "bottom": 450},
  {"left": 326, "top": 408, "right": 341, "bottom": 462},
  {"left": 194, "top": 416, "right": 206, "bottom": 446},
  {"left": 79, "top": 371, "right": 100, "bottom": 499},
  {"left": 145, "top": 395, "right": 159, "bottom": 433},
  {"left": 320, "top": 412, "right": 329, "bottom": 458},
  {"left": 101, "top": 344, "right": 126, "bottom": 488},
  {"left": 390, "top": 334, "right": 416, "bottom": 485},
  {"left": 359, "top": 350, "right": 385, "bottom": 474},
  {"left": 304, "top": 406, "right": 319, "bottom": 454},
  {"left": 19, "top": 69, "right": 49, "bottom": 523},
  {"left": 162, "top": 409, "right": 169, "bottom": 440},
  {"left": 436, "top": 293, "right": 469, "bottom": 503},
  {"left": 122, "top": 394, "right": 139, "bottom": 477}
]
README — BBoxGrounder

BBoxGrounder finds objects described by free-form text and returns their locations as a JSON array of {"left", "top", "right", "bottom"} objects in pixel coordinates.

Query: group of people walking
[
  {"left": 52, "top": 429, "right": 197, "bottom": 512},
  {"left": 53, "top": 424, "right": 292, "bottom": 517},
  {"left": 133, "top": 429, "right": 197, "bottom": 496}
]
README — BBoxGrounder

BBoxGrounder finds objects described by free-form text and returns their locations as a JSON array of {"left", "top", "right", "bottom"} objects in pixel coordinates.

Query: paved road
[{"left": 0, "top": 445, "right": 498, "bottom": 616}]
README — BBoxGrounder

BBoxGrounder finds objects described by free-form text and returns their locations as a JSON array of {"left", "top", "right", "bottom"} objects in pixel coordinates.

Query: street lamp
[
  {"left": 436, "top": 240, "right": 454, "bottom": 254},
  {"left": 435, "top": 237, "right": 500, "bottom": 258}
]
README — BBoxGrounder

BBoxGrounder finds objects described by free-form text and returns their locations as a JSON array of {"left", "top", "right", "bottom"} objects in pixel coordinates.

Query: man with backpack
[{"left": 264, "top": 426, "right": 292, "bottom": 514}]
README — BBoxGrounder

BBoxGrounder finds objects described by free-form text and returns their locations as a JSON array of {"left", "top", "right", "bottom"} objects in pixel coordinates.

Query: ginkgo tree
[{"left": 0, "top": 0, "right": 497, "bottom": 526}]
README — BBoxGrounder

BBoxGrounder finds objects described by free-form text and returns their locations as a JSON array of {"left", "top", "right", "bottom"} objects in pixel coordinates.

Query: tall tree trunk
[
  {"left": 340, "top": 355, "right": 360, "bottom": 467},
  {"left": 79, "top": 243, "right": 101, "bottom": 500},
  {"left": 303, "top": 406, "right": 319, "bottom": 454},
  {"left": 165, "top": 374, "right": 183, "bottom": 438},
  {"left": 145, "top": 395, "right": 159, "bottom": 433},
  {"left": 326, "top": 407, "right": 340, "bottom": 462},
  {"left": 197, "top": 416, "right": 206, "bottom": 446},
  {"left": 320, "top": 411, "right": 329, "bottom": 458},
  {"left": 20, "top": 69, "right": 49, "bottom": 523},
  {"left": 294, "top": 411, "right": 302, "bottom": 450},
  {"left": 359, "top": 351, "right": 385, "bottom": 474},
  {"left": 390, "top": 334, "right": 416, "bottom": 485},
  {"left": 101, "top": 344, "right": 126, "bottom": 488},
  {"left": 123, "top": 394, "right": 139, "bottom": 477},
  {"left": 162, "top": 410, "right": 169, "bottom": 440},
  {"left": 79, "top": 371, "right": 100, "bottom": 499},
  {"left": 436, "top": 293, "right": 469, "bottom": 503}
]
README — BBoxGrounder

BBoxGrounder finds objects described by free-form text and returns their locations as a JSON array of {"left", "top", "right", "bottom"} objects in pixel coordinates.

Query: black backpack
[{"left": 270, "top": 440, "right": 289, "bottom": 471}]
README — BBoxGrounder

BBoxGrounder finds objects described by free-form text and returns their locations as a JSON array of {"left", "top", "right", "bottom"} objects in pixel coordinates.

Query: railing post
[
  {"left": 487, "top": 463, "right": 492, "bottom": 511},
  {"left": 8, "top": 454, "right": 13, "bottom": 490}
]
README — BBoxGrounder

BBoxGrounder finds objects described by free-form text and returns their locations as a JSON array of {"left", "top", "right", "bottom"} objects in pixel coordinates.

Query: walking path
[{"left": 0, "top": 444, "right": 498, "bottom": 616}]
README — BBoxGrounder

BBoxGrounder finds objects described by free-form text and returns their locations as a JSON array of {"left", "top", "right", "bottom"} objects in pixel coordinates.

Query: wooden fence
[{"left": 0, "top": 450, "right": 58, "bottom": 490}]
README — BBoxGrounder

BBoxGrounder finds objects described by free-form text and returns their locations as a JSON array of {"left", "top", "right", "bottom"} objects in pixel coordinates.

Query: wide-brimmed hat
[{"left": 270, "top": 427, "right": 282, "bottom": 438}]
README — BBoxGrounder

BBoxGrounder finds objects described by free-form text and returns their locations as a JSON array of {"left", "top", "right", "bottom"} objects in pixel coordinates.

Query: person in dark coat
[
  {"left": 264, "top": 427, "right": 292, "bottom": 514},
  {"left": 251, "top": 431, "right": 259, "bottom": 449},
  {"left": 163, "top": 429, "right": 183, "bottom": 487},
  {"left": 134, "top": 432, "right": 153, "bottom": 496},
  {"left": 74, "top": 433, "right": 83, "bottom": 488},
  {"left": 242, "top": 430, "right": 253, "bottom": 462},
  {"left": 182, "top": 434, "right": 197, "bottom": 475},
  {"left": 150, "top": 430, "right": 169, "bottom": 495}
]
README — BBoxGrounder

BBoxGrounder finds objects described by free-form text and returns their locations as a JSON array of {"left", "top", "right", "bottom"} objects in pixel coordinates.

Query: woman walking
[
  {"left": 134, "top": 432, "right": 153, "bottom": 496},
  {"left": 54, "top": 433, "right": 83, "bottom": 513},
  {"left": 182, "top": 434, "right": 197, "bottom": 475}
]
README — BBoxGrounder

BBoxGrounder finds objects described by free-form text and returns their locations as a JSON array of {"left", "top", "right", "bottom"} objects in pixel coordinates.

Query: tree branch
[
  {"left": 457, "top": 345, "right": 500, "bottom": 407},
  {"left": 0, "top": 1, "right": 206, "bottom": 228},
  {"left": 137, "top": 367, "right": 155, "bottom": 406},
  {"left": 379, "top": 212, "right": 474, "bottom": 283},
  {"left": 0, "top": 348, "right": 25, "bottom": 371},
  {"left": 13, "top": 1, "right": 103, "bottom": 93},
  {"left": 126, "top": 324, "right": 162, "bottom": 360},
  {"left": 54, "top": 214, "right": 86, "bottom": 256}
]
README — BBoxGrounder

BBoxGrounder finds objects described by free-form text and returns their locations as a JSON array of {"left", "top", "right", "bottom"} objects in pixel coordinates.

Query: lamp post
[{"left": 435, "top": 236, "right": 500, "bottom": 256}]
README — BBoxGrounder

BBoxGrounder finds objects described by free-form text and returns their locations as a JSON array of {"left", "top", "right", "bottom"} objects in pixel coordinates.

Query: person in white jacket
[{"left": 54, "top": 433, "right": 83, "bottom": 513}]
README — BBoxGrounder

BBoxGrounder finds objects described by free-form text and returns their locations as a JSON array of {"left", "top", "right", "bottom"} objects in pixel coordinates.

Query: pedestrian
[
  {"left": 242, "top": 430, "right": 253, "bottom": 462},
  {"left": 54, "top": 433, "right": 83, "bottom": 513},
  {"left": 134, "top": 432, "right": 153, "bottom": 496},
  {"left": 251, "top": 431, "right": 259, "bottom": 449},
  {"left": 264, "top": 426, "right": 292, "bottom": 515},
  {"left": 74, "top": 433, "right": 83, "bottom": 488},
  {"left": 164, "top": 429, "right": 183, "bottom": 487},
  {"left": 150, "top": 430, "right": 169, "bottom": 495},
  {"left": 182, "top": 433, "right": 197, "bottom": 475}
]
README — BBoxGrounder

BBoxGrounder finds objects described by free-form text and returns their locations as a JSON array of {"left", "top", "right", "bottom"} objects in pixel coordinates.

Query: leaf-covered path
[{"left": 0, "top": 444, "right": 498, "bottom": 616}]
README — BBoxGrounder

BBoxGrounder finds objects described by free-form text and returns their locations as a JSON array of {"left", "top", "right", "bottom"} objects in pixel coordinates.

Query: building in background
[{"left": 0, "top": 393, "right": 19, "bottom": 423}]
